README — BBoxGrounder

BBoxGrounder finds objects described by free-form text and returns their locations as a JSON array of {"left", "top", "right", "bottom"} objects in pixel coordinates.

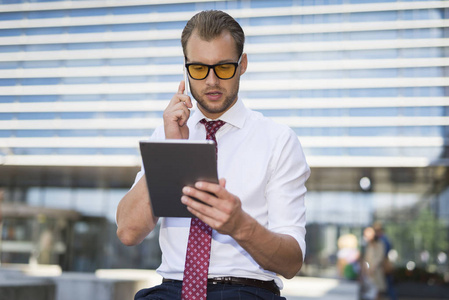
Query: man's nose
[{"left": 205, "top": 67, "right": 220, "bottom": 85}]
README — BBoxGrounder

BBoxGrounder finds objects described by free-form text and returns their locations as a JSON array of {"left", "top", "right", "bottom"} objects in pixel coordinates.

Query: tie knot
[{"left": 200, "top": 119, "right": 226, "bottom": 138}]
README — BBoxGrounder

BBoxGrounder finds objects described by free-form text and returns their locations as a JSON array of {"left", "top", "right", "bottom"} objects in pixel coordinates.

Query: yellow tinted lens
[
  {"left": 188, "top": 65, "right": 208, "bottom": 79},
  {"left": 215, "top": 64, "right": 235, "bottom": 79}
]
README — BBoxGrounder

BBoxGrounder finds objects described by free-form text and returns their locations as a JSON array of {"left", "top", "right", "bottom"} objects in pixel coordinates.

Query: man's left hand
[{"left": 181, "top": 178, "right": 254, "bottom": 240}]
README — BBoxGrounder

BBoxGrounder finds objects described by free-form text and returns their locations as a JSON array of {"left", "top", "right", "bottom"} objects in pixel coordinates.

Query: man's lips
[{"left": 205, "top": 91, "right": 223, "bottom": 100}]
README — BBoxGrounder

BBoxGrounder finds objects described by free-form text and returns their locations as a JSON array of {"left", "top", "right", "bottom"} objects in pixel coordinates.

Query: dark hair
[{"left": 181, "top": 10, "right": 245, "bottom": 58}]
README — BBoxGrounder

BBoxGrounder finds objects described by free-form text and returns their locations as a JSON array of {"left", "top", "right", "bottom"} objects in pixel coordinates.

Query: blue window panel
[
  {"left": 347, "top": 49, "right": 398, "bottom": 59},
  {"left": 402, "top": 87, "right": 445, "bottom": 97},
  {"left": 401, "top": 48, "right": 442, "bottom": 58},
  {"left": 348, "top": 88, "right": 399, "bottom": 97},
  {"left": 349, "top": 30, "right": 397, "bottom": 41},
  {"left": 402, "top": 107, "right": 443, "bottom": 117},
  {"left": 56, "top": 148, "right": 99, "bottom": 155},
  {"left": 0, "top": 62, "right": 20, "bottom": 69},
  {"left": 402, "top": 28, "right": 443, "bottom": 39},
  {"left": 0, "top": 113, "right": 14, "bottom": 120},
  {"left": 68, "top": 25, "right": 108, "bottom": 34},
  {"left": 348, "top": 127, "right": 399, "bottom": 136},
  {"left": 65, "top": 59, "right": 105, "bottom": 67},
  {"left": 297, "top": 51, "right": 345, "bottom": 61},
  {"left": 347, "top": 147, "right": 401, "bottom": 157},
  {"left": 0, "top": 11, "right": 22, "bottom": 20},
  {"left": 60, "top": 112, "right": 98, "bottom": 119},
  {"left": 250, "top": 0, "right": 292, "bottom": 8},
  {"left": 66, "top": 43, "right": 106, "bottom": 50},
  {"left": 402, "top": 67, "right": 444, "bottom": 78},
  {"left": 101, "top": 148, "right": 139, "bottom": 155},
  {"left": 111, "top": 5, "right": 152, "bottom": 15},
  {"left": 0, "top": 79, "right": 17, "bottom": 86},
  {"left": 22, "top": 78, "right": 60, "bottom": 85},
  {"left": 63, "top": 77, "right": 103, "bottom": 84},
  {"left": 401, "top": 147, "right": 443, "bottom": 159},
  {"left": 102, "top": 129, "right": 151, "bottom": 137},
  {"left": 28, "top": 10, "right": 66, "bottom": 19},
  {"left": 249, "top": 16, "right": 292, "bottom": 26},
  {"left": 407, "top": 126, "right": 443, "bottom": 137},
  {"left": 349, "top": 69, "right": 398, "bottom": 78},
  {"left": 22, "top": 61, "right": 61, "bottom": 68},
  {"left": 57, "top": 130, "right": 99, "bottom": 137},
  {"left": 402, "top": 9, "right": 444, "bottom": 20},
  {"left": 0, "top": 130, "right": 13, "bottom": 137},
  {"left": 110, "top": 23, "right": 152, "bottom": 32},
  {"left": 0, "top": 29, "right": 22, "bottom": 37},
  {"left": 349, "top": 107, "right": 399, "bottom": 117},
  {"left": 20, "top": 95, "right": 59, "bottom": 102},
  {"left": 60, "top": 95, "right": 103, "bottom": 102},
  {"left": 25, "top": 44, "right": 65, "bottom": 51},
  {"left": 300, "top": 14, "right": 344, "bottom": 24},
  {"left": 69, "top": 8, "right": 109, "bottom": 17},
  {"left": 109, "top": 41, "right": 152, "bottom": 49},
  {"left": 26, "top": 27, "right": 65, "bottom": 36},
  {"left": 0, "top": 45, "right": 22, "bottom": 53},
  {"left": 349, "top": 0, "right": 396, "bottom": 3},
  {"left": 349, "top": 11, "right": 397, "bottom": 22},
  {"left": 294, "top": 127, "right": 346, "bottom": 136},
  {"left": 0, "top": 96, "right": 17, "bottom": 103},
  {"left": 13, "top": 148, "right": 55, "bottom": 155},
  {"left": 107, "top": 76, "right": 148, "bottom": 84},
  {"left": 153, "top": 3, "right": 195, "bottom": 13},
  {"left": 155, "top": 21, "right": 186, "bottom": 30},
  {"left": 17, "top": 112, "right": 56, "bottom": 120},
  {"left": 105, "top": 94, "right": 148, "bottom": 101},
  {"left": 16, "top": 130, "right": 55, "bottom": 137},
  {"left": 104, "top": 111, "right": 147, "bottom": 119},
  {"left": 109, "top": 58, "right": 149, "bottom": 66}
]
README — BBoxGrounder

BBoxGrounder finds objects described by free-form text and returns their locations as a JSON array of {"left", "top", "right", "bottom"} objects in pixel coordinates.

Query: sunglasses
[{"left": 185, "top": 55, "right": 242, "bottom": 80}]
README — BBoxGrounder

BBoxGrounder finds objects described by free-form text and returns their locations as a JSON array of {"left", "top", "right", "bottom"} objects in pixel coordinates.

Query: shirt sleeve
[
  {"left": 265, "top": 128, "right": 311, "bottom": 260},
  {"left": 130, "top": 126, "right": 165, "bottom": 189}
]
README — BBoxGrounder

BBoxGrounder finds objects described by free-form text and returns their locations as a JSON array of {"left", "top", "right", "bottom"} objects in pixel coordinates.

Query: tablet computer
[{"left": 139, "top": 140, "right": 218, "bottom": 218}]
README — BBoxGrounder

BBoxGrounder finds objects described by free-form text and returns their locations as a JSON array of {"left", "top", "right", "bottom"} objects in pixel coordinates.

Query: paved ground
[{"left": 281, "top": 276, "right": 359, "bottom": 300}]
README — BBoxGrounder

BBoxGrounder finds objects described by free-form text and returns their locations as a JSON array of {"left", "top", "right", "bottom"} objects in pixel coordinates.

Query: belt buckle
[{"left": 212, "top": 277, "right": 232, "bottom": 284}]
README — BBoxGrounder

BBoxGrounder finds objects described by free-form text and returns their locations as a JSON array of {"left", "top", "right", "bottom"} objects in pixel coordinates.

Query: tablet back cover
[{"left": 139, "top": 140, "right": 218, "bottom": 218}]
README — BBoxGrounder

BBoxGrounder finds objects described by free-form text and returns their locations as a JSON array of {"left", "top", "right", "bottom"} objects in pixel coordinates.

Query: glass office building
[{"left": 1, "top": 0, "right": 448, "bottom": 278}]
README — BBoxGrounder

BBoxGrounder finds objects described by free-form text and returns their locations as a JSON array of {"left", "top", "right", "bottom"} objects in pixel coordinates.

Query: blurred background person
[
  {"left": 373, "top": 222, "right": 397, "bottom": 300},
  {"left": 337, "top": 233, "right": 360, "bottom": 281},
  {"left": 361, "top": 226, "right": 386, "bottom": 300}
]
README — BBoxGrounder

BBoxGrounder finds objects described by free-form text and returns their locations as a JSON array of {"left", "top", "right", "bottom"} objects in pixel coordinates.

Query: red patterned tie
[{"left": 181, "top": 119, "right": 225, "bottom": 300}]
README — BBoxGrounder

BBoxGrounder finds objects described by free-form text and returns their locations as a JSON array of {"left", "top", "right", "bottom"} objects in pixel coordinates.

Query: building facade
[{"left": 0, "top": 0, "right": 448, "bottom": 278}]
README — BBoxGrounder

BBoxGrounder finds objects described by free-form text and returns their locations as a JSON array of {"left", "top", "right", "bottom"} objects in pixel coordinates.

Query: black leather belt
[{"left": 162, "top": 277, "right": 280, "bottom": 296}]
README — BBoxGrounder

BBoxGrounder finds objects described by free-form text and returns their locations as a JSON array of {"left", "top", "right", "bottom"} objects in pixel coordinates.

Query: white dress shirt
[{"left": 132, "top": 98, "right": 310, "bottom": 288}]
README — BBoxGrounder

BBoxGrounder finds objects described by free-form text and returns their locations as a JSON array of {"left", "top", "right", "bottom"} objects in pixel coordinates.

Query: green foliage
[{"left": 385, "top": 208, "right": 449, "bottom": 266}]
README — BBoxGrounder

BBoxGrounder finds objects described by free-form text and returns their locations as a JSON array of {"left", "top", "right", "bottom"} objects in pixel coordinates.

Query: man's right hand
[{"left": 163, "top": 80, "right": 193, "bottom": 139}]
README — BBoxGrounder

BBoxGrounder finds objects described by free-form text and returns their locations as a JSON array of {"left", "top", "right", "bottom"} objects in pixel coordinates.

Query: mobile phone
[{"left": 183, "top": 59, "right": 190, "bottom": 96}]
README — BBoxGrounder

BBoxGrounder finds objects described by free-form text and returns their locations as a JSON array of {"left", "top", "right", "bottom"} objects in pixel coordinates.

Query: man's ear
[{"left": 239, "top": 53, "right": 248, "bottom": 76}]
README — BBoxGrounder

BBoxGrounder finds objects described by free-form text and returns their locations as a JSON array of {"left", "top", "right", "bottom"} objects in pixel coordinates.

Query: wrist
[{"left": 232, "top": 211, "right": 258, "bottom": 242}]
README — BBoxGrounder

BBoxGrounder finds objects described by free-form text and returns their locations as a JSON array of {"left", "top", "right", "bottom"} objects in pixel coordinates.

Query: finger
[
  {"left": 170, "top": 105, "right": 190, "bottom": 127},
  {"left": 182, "top": 186, "right": 217, "bottom": 207},
  {"left": 194, "top": 181, "right": 225, "bottom": 198},
  {"left": 219, "top": 178, "right": 226, "bottom": 188},
  {"left": 178, "top": 80, "right": 185, "bottom": 95}
]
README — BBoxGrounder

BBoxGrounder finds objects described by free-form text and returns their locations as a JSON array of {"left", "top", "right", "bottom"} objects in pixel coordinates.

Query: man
[
  {"left": 373, "top": 222, "right": 397, "bottom": 300},
  {"left": 116, "top": 10, "right": 310, "bottom": 299}
]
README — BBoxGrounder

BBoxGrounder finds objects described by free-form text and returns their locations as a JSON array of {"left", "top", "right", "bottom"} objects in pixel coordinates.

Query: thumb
[{"left": 219, "top": 178, "right": 226, "bottom": 188}]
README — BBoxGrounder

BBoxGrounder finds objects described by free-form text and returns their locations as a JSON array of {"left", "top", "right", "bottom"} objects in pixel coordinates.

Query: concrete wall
[{"left": 0, "top": 267, "right": 161, "bottom": 300}]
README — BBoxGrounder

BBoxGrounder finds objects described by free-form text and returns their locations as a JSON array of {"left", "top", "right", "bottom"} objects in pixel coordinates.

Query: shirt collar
[{"left": 190, "top": 98, "right": 247, "bottom": 129}]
